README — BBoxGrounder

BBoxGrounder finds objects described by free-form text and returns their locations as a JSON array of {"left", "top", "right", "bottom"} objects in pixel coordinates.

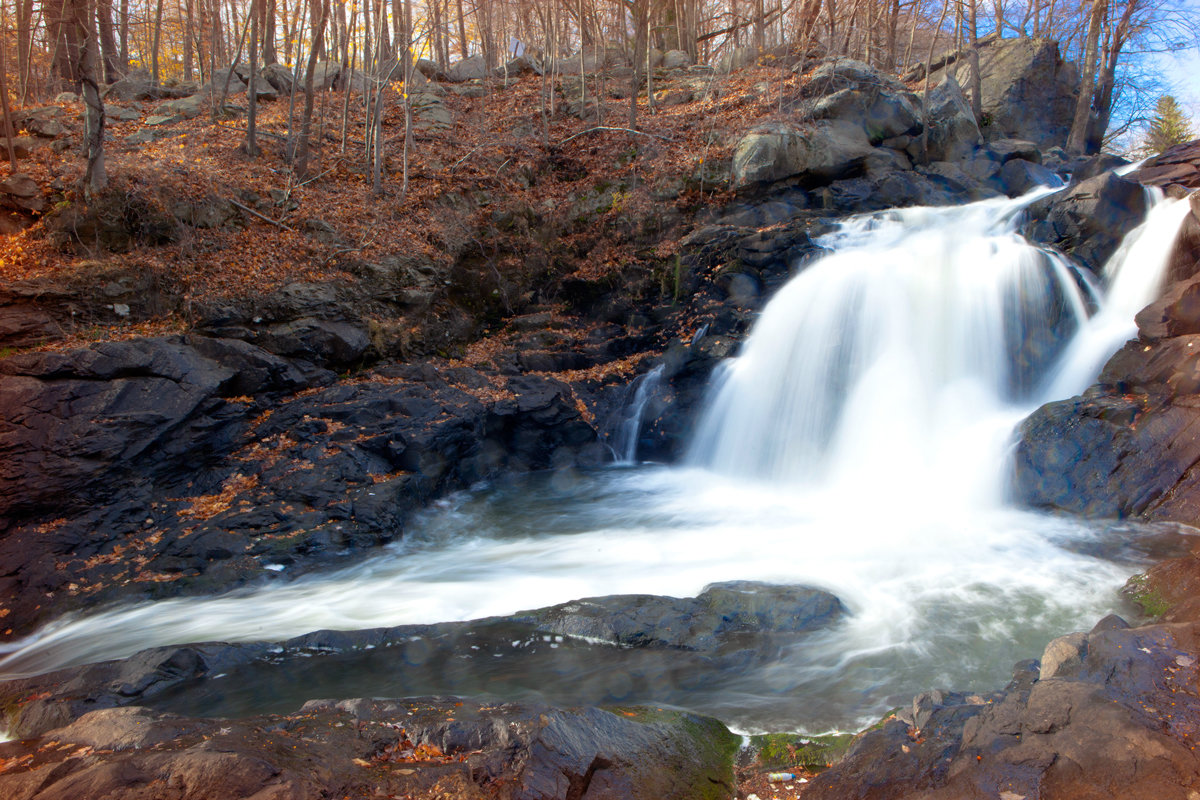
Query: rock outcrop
[
  {"left": 805, "top": 616, "right": 1200, "bottom": 800},
  {"left": 918, "top": 36, "right": 1080, "bottom": 148},
  {"left": 0, "top": 699, "right": 739, "bottom": 800}
]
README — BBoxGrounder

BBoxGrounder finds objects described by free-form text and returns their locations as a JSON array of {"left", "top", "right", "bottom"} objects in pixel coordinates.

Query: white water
[
  {"left": 1039, "top": 194, "right": 1189, "bottom": 399},
  {"left": 1, "top": 186, "right": 1194, "bottom": 732},
  {"left": 614, "top": 364, "right": 665, "bottom": 463}
]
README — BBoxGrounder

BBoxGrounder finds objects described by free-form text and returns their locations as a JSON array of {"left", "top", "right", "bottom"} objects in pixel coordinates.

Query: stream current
[{"left": 2, "top": 187, "right": 1196, "bottom": 734}]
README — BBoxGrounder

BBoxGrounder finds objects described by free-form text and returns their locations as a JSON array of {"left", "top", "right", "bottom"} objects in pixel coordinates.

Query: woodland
[{"left": 3, "top": 0, "right": 1200, "bottom": 794}]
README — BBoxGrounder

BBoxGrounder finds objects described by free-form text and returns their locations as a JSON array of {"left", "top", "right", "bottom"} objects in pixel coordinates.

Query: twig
[
  {"left": 229, "top": 198, "right": 297, "bottom": 232},
  {"left": 557, "top": 126, "right": 676, "bottom": 145}
]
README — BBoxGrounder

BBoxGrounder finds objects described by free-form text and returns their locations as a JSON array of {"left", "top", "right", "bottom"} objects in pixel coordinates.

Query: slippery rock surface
[
  {"left": 804, "top": 617, "right": 1200, "bottom": 800},
  {"left": 1013, "top": 190, "right": 1200, "bottom": 521},
  {"left": 0, "top": 582, "right": 846, "bottom": 735},
  {"left": 1024, "top": 171, "right": 1149, "bottom": 273},
  {"left": 0, "top": 698, "right": 739, "bottom": 800},
  {"left": 0, "top": 333, "right": 607, "bottom": 636}
]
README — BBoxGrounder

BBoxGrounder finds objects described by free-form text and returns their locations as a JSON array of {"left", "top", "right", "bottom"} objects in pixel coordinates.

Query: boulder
[
  {"left": 995, "top": 157, "right": 1062, "bottom": 196},
  {"left": 805, "top": 57, "right": 907, "bottom": 95},
  {"left": 662, "top": 49, "right": 693, "bottom": 69},
  {"left": 715, "top": 45, "right": 757, "bottom": 73},
  {"left": 261, "top": 62, "right": 296, "bottom": 93},
  {"left": 1024, "top": 171, "right": 1149, "bottom": 273},
  {"left": 0, "top": 336, "right": 318, "bottom": 519},
  {"left": 924, "top": 36, "right": 1079, "bottom": 148},
  {"left": 1132, "top": 139, "right": 1200, "bottom": 190},
  {"left": 731, "top": 119, "right": 873, "bottom": 188},
  {"left": 923, "top": 73, "right": 983, "bottom": 162},
  {"left": 524, "top": 581, "right": 846, "bottom": 652},
  {"left": 415, "top": 57, "right": 447, "bottom": 81},
  {"left": 557, "top": 44, "right": 630, "bottom": 74},
  {"left": 0, "top": 173, "right": 45, "bottom": 213},
  {"left": 154, "top": 93, "right": 206, "bottom": 120},
  {"left": 252, "top": 317, "right": 371, "bottom": 366},
  {"left": 495, "top": 55, "right": 538, "bottom": 77},
  {"left": 307, "top": 60, "right": 341, "bottom": 91},
  {"left": 446, "top": 54, "right": 489, "bottom": 82},
  {"left": 988, "top": 137, "right": 1043, "bottom": 163},
  {"left": 104, "top": 70, "right": 159, "bottom": 101},
  {"left": 808, "top": 86, "right": 922, "bottom": 144}
]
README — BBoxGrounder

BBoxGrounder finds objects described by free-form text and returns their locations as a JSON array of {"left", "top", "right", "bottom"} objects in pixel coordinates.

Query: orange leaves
[{"left": 177, "top": 472, "right": 261, "bottom": 521}]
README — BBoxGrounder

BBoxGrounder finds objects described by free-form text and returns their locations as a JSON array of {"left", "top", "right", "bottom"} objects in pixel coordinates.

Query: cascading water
[
  {"left": 614, "top": 364, "right": 665, "bottom": 463},
  {"left": 2, "top": 186, "right": 1195, "bottom": 734},
  {"left": 687, "top": 190, "right": 1092, "bottom": 505}
]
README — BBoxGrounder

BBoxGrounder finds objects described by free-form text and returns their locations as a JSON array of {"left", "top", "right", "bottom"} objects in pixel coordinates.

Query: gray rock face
[
  {"left": 0, "top": 336, "right": 318, "bottom": 520},
  {"left": 809, "top": 87, "right": 922, "bottom": 144},
  {"left": 926, "top": 37, "right": 1079, "bottom": 148},
  {"left": 1023, "top": 171, "right": 1149, "bottom": 273},
  {"left": 715, "top": 46, "right": 757, "bottom": 73},
  {"left": 662, "top": 49, "right": 693, "bottom": 69},
  {"left": 924, "top": 74, "right": 983, "bottom": 162},
  {"left": 446, "top": 54, "right": 489, "bottom": 81},
  {"left": 732, "top": 120, "right": 873, "bottom": 188}
]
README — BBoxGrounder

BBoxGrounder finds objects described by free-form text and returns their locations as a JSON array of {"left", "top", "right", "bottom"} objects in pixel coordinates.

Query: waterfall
[
  {"left": 1038, "top": 193, "right": 1189, "bottom": 400},
  {"left": 687, "top": 190, "right": 1096, "bottom": 506},
  {"left": 613, "top": 364, "right": 665, "bottom": 463},
  {"left": 1, "top": 184, "right": 1193, "bottom": 734}
]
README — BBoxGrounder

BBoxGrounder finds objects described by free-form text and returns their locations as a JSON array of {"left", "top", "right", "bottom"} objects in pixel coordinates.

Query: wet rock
[
  {"left": 0, "top": 335, "right": 319, "bottom": 520},
  {"left": 1024, "top": 171, "right": 1149, "bottom": 273},
  {"left": 995, "top": 157, "right": 1061, "bottom": 197},
  {"left": 524, "top": 581, "right": 846, "bottom": 652},
  {"left": 1133, "top": 139, "right": 1200, "bottom": 190}
]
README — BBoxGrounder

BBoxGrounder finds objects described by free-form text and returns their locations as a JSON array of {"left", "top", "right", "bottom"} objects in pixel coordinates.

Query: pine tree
[{"left": 1140, "top": 95, "right": 1195, "bottom": 156}]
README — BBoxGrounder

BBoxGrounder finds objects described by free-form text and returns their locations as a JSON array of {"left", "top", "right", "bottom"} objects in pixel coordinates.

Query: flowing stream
[{"left": 2, "top": 187, "right": 1195, "bottom": 734}]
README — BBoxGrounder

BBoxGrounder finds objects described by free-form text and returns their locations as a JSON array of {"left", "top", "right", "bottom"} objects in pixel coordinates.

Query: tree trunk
[
  {"left": 247, "top": 0, "right": 260, "bottom": 156},
  {"left": 151, "top": 0, "right": 165, "bottom": 85},
  {"left": 16, "top": 0, "right": 33, "bottom": 99},
  {"left": 294, "top": 0, "right": 327, "bottom": 178},
  {"left": 182, "top": 0, "right": 194, "bottom": 80},
  {"left": 628, "top": 0, "right": 648, "bottom": 130},
  {"left": 73, "top": 0, "right": 107, "bottom": 193},
  {"left": 1066, "top": 0, "right": 1105, "bottom": 154},
  {"left": 456, "top": 0, "right": 468, "bottom": 58},
  {"left": 967, "top": 0, "right": 982, "bottom": 122},
  {"left": 1087, "top": 0, "right": 1138, "bottom": 152},
  {"left": 0, "top": 15, "right": 18, "bottom": 173},
  {"left": 263, "top": 0, "right": 278, "bottom": 63}
]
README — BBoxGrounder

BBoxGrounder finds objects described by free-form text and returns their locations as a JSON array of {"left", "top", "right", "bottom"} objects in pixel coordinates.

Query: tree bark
[
  {"left": 247, "top": 0, "right": 260, "bottom": 156},
  {"left": 294, "top": 0, "right": 327, "bottom": 178},
  {"left": 151, "top": 0, "right": 165, "bottom": 85},
  {"left": 73, "top": 0, "right": 107, "bottom": 193},
  {"left": 1066, "top": 0, "right": 1105, "bottom": 154}
]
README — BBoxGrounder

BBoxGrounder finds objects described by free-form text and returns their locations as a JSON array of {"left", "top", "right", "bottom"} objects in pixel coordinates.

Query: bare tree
[
  {"left": 1067, "top": 0, "right": 1105, "bottom": 153},
  {"left": 72, "top": 0, "right": 107, "bottom": 192}
]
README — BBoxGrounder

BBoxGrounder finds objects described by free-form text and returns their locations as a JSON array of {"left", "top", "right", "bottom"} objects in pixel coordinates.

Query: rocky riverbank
[{"left": 6, "top": 38, "right": 1200, "bottom": 800}]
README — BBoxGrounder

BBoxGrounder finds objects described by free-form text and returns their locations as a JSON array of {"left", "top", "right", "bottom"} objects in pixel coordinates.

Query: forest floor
[{"left": 0, "top": 59, "right": 817, "bottom": 355}]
